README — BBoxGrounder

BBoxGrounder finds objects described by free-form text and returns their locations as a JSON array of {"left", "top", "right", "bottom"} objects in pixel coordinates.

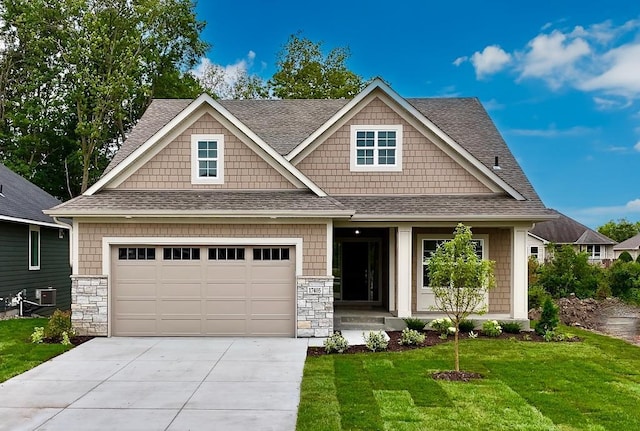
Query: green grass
[
  {"left": 0, "top": 318, "right": 72, "bottom": 383},
  {"left": 297, "top": 328, "right": 640, "bottom": 431}
]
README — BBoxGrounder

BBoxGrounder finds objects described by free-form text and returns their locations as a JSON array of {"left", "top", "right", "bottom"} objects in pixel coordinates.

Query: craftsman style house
[{"left": 47, "top": 79, "right": 553, "bottom": 337}]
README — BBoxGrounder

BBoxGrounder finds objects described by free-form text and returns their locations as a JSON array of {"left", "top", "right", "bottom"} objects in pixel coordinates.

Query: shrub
[
  {"left": 31, "top": 327, "right": 45, "bottom": 344},
  {"left": 458, "top": 319, "right": 475, "bottom": 332},
  {"left": 608, "top": 260, "right": 640, "bottom": 298},
  {"left": 528, "top": 284, "right": 550, "bottom": 310},
  {"left": 535, "top": 297, "right": 559, "bottom": 335},
  {"left": 363, "top": 331, "right": 388, "bottom": 352},
  {"left": 595, "top": 282, "right": 612, "bottom": 300},
  {"left": 429, "top": 317, "right": 454, "bottom": 335},
  {"left": 403, "top": 317, "right": 426, "bottom": 331},
  {"left": 500, "top": 321, "right": 522, "bottom": 334},
  {"left": 618, "top": 251, "right": 633, "bottom": 262},
  {"left": 468, "top": 331, "right": 478, "bottom": 339},
  {"left": 482, "top": 320, "right": 502, "bottom": 337},
  {"left": 44, "top": 310, "right": 74, "bottom": 342},
  {"left": 399, "top": 328, "right": 425, "bottom": 346},
  {"left": 324, "top": 332, "right": 349, "bottom": 353},
  {"left": 637, "top": 254, "right": 640, "bottom": 263},
  {"left": 625, "top": 288, "right": 640, "bottom": 306}
]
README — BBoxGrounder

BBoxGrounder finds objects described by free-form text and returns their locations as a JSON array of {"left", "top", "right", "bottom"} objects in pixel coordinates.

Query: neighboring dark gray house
[
  {"left": 527, "top": 210, "right": 616, "bottom": 264},
  {"left": 0, "top": 163, "right": 71, "bottom": 316}
]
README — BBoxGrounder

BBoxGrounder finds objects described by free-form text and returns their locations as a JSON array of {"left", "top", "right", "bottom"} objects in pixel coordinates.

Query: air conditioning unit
[{"left": 35, "top": 288, "right": 56, "bottom": 306}]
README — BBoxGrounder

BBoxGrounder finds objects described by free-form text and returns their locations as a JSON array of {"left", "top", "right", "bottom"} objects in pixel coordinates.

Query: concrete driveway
[{"left": 0, "top": 337, "right": 310, "bottom": 431}]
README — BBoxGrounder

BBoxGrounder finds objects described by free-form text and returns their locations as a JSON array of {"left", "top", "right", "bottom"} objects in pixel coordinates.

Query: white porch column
[
  {"left": 396, "top": 226, "right": 412, "bottom": 318},
  {"left": 512, "top": 226, "right": 529, "bottom": 319},
  {"left": 388, "top": 227, "right": 396, "bottom": 312}
]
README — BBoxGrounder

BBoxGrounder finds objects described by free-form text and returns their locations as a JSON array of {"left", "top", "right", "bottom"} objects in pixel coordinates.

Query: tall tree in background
[
  {"left": 198, "top": 63, "right": 268, "bottom": 100},
  {"left": 0, "top": 0, "right": 207, "bottom": 196},
  {"left": 269, "top": 33, "right": 365, "bottom": 99},
  {"left": 597, "top": 219, "right": 640, "bottom": 243}
]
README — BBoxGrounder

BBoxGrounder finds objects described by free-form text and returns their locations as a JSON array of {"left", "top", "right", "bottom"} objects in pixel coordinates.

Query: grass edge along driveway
[
  {"left": 0, "top": 317, "right": 72, "bottom": 383},
  {"left": 296, "top": 328, "right": 640, "bottom": 431}
]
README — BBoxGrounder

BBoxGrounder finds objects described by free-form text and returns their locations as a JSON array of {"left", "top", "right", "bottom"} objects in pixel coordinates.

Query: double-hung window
[
  {"left": 420, "top": 236, "right": 486, "bottom": 289},
  {"left": 191, "top": 134, "right": 224, "bottom": 184},
  {"left": 586, "top": 245, "right": 601, "bottom": 259},
  {"left": 350, "top": 125, "right": 402, "bottom": 172}
]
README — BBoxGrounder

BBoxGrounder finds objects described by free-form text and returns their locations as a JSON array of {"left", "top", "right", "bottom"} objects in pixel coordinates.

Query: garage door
[{"left": 111, "top": 245, "right": 295, "bottom": 336}]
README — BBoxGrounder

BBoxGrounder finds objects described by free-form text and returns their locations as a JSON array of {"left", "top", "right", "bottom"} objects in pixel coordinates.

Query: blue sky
[{"left": 194, "top": 1, "right": 640, "bottom": 228}]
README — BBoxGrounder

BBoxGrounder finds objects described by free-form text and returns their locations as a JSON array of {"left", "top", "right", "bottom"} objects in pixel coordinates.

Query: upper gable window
[
  {"left": 191, "top": 134, "right": 224, "bottom": 184},
  {"left": 350, "top": 125, "right": 402, "bottom": 172}
]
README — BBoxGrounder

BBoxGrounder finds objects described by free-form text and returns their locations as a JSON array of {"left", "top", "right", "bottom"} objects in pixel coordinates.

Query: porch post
[
  {"left": 512, "top": 226, "right": 529, "bottom": 319},
  {"left": 388, "top": 227, "right": 396, "bottom": 312},
  {"left": 396, "top": 226, "right": 412, "bottom": 318}
]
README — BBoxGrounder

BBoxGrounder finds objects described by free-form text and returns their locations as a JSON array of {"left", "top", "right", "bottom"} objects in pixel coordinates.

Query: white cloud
[
  {"left": 470, "top": 45, "right": 511, "bottom": 78},
  {"left": 593, "top": 96, "right": 632, "bottom": 110},
  {"left": 580, "top": 43, "right": 640, "bottom": 97},
  {"left": 453, "top": 56, "right": 467, "bottom": 66},
  {"left": 577, "top": 199, "right": 640, "bottom": 216},
  {"left": 192, "top": 51, "right": 258, "bottom": 97},
  {"left": 635, "top": 141, "right": 640, "bottom": 152},
  {"left": 482, "top": 98, "right": 505, "bottom": 111}
]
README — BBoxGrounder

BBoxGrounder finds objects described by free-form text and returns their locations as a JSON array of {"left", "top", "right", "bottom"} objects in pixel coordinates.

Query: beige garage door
[{"left": 111, "top": 246, "right": 295, "bottom": 336}]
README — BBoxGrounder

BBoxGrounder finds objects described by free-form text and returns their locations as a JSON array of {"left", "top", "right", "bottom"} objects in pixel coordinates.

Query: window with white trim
[
  {"left": 29, "top": 225, "right": 40, "bottom": 270},
  {"left": 191, "top": 134, "right": 224, "bottom": 184},
  {"left": 420, "top": 237, "right": 486, "bottom": 288},
  {"left": 350, "top": 125, "right": 402, "bottom": 172},
  {"left": 530, "top": 246, "right": 539, "bottom": 259},
  {"left": 586, "top": 245, "right": 601, "bottom": 259}
]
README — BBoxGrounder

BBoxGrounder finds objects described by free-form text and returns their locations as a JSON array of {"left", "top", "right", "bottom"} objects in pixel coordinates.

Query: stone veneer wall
[
  {"left": 71, "top": 275, "right": 108, "bottom": 336},
  {"left": 296, "top": 276, "right": 333, "bottom": 337}
]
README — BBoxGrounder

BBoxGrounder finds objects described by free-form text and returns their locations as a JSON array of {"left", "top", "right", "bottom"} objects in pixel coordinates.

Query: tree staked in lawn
[{"left": 428, "top": 223, "right": 496, "bottom": 372}]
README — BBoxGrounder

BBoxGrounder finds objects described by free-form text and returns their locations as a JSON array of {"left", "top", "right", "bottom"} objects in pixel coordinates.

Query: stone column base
[
  {"left": 70, "top": 275, "right": 108, "bottom": 336},
  {"left": 296, "top": 276, "right": 334, "bottom": 337}
]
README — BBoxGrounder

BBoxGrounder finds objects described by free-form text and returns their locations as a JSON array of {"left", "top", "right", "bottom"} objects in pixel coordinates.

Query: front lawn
[
  {"left": 0, "top": 317, "right": 72, "bottom": 383},
  {"left": 297, "top": 328, "right": 640, "bottom": 430}
]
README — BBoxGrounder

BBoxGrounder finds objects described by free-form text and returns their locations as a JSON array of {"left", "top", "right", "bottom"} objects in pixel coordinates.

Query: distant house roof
[
  {"left": 529, "top": 210, "right": 616, "bottom": 245},
  {"left": 613, "top": 233, "right": 640, "bottom": 251},
  {"left": 0, "top": 163, "right": 67, "bottom": 228}
]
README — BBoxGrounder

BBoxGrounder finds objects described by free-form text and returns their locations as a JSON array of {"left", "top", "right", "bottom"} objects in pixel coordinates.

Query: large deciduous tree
[
  {"left": 0, "top": 0, "right": 207, "bottom": 196},
  {"left": 428, "top": 224, "right": 495, "bottom": 372},
  {"left": 597, "top": 219, "right": 640, "bottom": 243},
  {"left": 269, "top": 33, "right": 365, "bottom": 99}
]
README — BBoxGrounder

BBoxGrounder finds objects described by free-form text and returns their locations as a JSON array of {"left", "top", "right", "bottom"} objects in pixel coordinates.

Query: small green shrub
[
  {"left": 636, "top": 254, "right": 640, "bottom": 263},
  {"left": 31, "top": 327, "right": 45, "bottom": 344},
  {"left": 429, "top": 317, "right": 454, "bottom": 335},
  {"left": 618, "top": 251, "right": 633, "bottom": 262},
  {"left": 324, "top": 332, "right": 349, "bottom": 353},
  {"left": 403, "top": 317, "right": 426, "bottom": 331},
  {"left": 399, "top": 328, "right": 425, "bottom": 346},
  {"left": 364, "top": 331, "right": 388, "bottom": 352},
  {"left": 482, "top": 320, "right": 502, "bottom": 337},
  {"left": 536, "top": 297, "right": 559, "bottom": 336},
  {"left": 44, "top": 310, "right": 74, "bottom": 342},
  {"left": 499, "top": 321, "right": 522, "bottom": 334},
  {"left": 61, "top": 331, "right": 73, "bottom": 346},
  {"left": 458, "top": 319, "right": 475, "bottom": 332},
  {"left": 528, "top": 284, "right": 550, "bottom": 310},
  {"left": 595, "top": 282, "right": 612, "bottom": 300},
  {"left": 624, "top": 288, "right": 640, "bottom": 306}
]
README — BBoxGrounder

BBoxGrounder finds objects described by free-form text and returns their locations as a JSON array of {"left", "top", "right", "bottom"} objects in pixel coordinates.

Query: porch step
[
  {"left": 340, "top": 316, "right": 385, "bottom": 324},
  {"left": 334, "top": 316, "right": 406, "bottom": 332}
]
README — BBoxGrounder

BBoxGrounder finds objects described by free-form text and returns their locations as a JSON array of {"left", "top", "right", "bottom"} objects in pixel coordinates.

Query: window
[
  {"left": 163, "top": 247, "right": 201, "bottom": 260},
  {"left": 118, "top": 248, "right": 156, "bottom": 260},
  {"left": 530, "top": 246, "right": 539, "bottom": 259},
  {"left": 208, "top": 247, "right": 245, "bottom": 260},
  {"left": 420, "top": 237, "right": 485, "bottom": 288},
  {"left": 586, "top": 245, "right": 601, "bottom": 259},
  {"left": 191, "top": 134, "right": 224, "bottom": 184},
  {"left": 253, "top": 247, "right": 290, "bottom": 261},
  {"left": 29, "top": 225, "right": 40, "bottom": 270},
  {"left": 350, "top": 125, "right": 402, "bottom": 172}
]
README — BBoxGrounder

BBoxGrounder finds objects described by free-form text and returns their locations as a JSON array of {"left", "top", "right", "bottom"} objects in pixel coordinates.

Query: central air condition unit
[{"left": 35, "top": 288, "right": 56, "bottom": 306}]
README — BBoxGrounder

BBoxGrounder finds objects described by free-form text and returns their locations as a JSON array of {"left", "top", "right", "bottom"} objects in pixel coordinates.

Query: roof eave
[
  {"left": 0, "top": 214, "right": 71, "bottom": 229},
  {"left": 44, "top": 209, "right": 354, "bottom": 219},
  {"left": 350, "top": 213, "right": 557, "bottom": 222}
]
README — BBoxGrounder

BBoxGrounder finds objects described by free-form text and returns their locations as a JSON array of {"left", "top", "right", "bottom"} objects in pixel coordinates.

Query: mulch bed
[
  {"left": 307, "top": 330, "right": 554, "bottom": 357},
  {"left": 43, "top": 336, "right": 95, "bottom": 346}
]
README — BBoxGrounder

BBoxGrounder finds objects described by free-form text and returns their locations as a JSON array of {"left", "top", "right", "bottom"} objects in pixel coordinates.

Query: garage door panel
[{"left": 112, "top": 244, "right": 295, "bottom": 337}]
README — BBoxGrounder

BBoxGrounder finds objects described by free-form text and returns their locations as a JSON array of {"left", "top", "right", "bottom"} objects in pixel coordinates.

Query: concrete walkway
[{"left": 0, "top": 337, "right": 309, "bottom": 431}]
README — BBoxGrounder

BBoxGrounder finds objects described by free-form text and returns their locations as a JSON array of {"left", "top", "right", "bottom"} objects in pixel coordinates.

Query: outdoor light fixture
[{"left": 355, "top": 229, "right": 360, "bottom": 235}]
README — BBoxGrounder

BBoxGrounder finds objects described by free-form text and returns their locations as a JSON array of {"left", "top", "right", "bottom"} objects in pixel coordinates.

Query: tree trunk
[{"left": 454, "top": 322, "right": 460, "bottom": 371}]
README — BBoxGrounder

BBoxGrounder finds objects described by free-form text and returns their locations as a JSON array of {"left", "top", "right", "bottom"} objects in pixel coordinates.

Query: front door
[{"left": 337, "top": 240, "right": 381, "bottom": 303}]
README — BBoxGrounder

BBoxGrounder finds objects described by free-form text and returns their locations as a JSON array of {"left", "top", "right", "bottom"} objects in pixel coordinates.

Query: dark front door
[{"left": 342, "top": 242, "right": 369, "bottom": 300}]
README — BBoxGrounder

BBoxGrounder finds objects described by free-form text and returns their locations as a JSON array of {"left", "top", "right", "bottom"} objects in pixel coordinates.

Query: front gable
[
  {"left": 294, "top": 96, "right": 494, "bottom": 195},
  {"left": 115, "top": 112, "right": 296, "bottom": 190}
]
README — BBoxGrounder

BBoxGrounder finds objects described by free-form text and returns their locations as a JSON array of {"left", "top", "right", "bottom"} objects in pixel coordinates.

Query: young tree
[
  {"left": 269, "top": 33, "right": 365, "bottom": 99},
  {"left": 428, "top": 223, "right": 496, "bottom": 372}
]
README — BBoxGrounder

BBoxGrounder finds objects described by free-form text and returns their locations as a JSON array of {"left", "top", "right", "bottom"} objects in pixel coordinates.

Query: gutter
[{"left": 52, "top": 216, "right": 74, "bottom": 269}]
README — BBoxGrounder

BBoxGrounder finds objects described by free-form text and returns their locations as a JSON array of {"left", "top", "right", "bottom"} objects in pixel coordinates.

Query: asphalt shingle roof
[
  {"left": 613, "top": 233, "right": 640, "bottom": 251},
  {"left": 530, "top": 210, "right": 616, "bottom": 245},
  {"left": 0, "top": 163, "right": 62, "bottom": 225}
]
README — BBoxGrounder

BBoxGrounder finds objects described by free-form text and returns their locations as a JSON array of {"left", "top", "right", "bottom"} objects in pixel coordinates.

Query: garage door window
[
  {"left": 253, "top": 247, "right": 290, "bottom": 261},
  {"left": 163, "top": 247, "right": 201, "bottom": 260},
  {"left": 119, "top": 247, "right": 156, "bottom": 260},
  {"left": 209, "top": 247, "right": 245, "bottom": 260}
]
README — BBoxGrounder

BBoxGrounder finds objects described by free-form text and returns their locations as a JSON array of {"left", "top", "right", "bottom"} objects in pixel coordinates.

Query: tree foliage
[
  {"left": 0, "top": 0, "right": 207, "bottom": 196},
  {"left": 198, "top": 62, "right": 268, "bottom": 100},
  {"left": 597, "top": 219, "right": 640, "bottom": 243},
  {"left": 269, "top": 33, "right": 365, "bottom": 99},
  {"left": 427, "top": 223, "right": 495, "bottom": 371},
  {"left": 537, "top": 245, "right": 603, "bottom": 299}
]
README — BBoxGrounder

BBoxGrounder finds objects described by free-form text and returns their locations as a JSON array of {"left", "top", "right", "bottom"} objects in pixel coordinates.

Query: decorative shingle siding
[
  {"left": 117, "top": 113, "right": 296, "bottom": 190},
  {"left": 296, "top": 97, "right": 492, "bottom": 195},
  {"left": 77, "top": 222, "right": 327, "bottom": 276}
]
